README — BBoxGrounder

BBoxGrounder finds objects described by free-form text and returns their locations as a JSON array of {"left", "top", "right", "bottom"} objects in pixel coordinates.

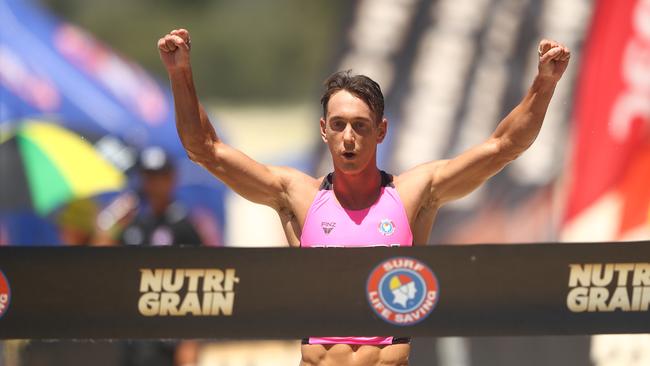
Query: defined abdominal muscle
[{"left": 300, "top": 343, "right": 410, "bottom": 366}]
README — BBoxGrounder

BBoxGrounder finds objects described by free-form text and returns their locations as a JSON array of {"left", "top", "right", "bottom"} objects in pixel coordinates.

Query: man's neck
[
  {"left": 149, "top": 197, "right": 171, "bottom": 218},
  {"left": 332, "top": 166, "right": 382, "bottom": 210}
]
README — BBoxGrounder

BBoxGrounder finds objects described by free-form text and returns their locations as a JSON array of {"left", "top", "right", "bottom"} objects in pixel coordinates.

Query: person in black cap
[
  {"left": 118, "top": 146, "right": 203, "bottom": 247},
  {"left": 117, "top": 147, "right": 204, "bottom": 366}
]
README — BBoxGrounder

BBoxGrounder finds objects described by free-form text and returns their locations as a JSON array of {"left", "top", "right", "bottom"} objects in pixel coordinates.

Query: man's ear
[
  {"left": 377, "top": 118, "right": 388, "bottom": 143},
  {"left": 320, "top": 118, "right": 328, "bottom": 143}
]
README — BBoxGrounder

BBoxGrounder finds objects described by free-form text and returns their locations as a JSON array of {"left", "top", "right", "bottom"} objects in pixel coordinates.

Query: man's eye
[
  {"left": 353, "top": 122, "right": 369, "bottom": 132},
  {"left": 331, "top": 121, "right": 345, "bottom": 130}
]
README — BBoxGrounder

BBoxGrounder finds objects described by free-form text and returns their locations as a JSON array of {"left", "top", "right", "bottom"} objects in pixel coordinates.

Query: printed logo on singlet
[
  {"left": 366, "top": 257, "right": 439, "bottom": 325},
  {"left": 378, "top": 219, "right": 395, "bottom": 236},
  {"left": 321, "top": 222, "right": 336, "bottom": 235},
  {"left": 0, "top": 269, "right": 11, "bottom": 319}
]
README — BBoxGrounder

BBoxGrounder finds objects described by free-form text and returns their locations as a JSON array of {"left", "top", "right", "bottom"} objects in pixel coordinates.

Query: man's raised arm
[
  {"left": 157, "top": 29, "right": 300, "bottom": 210},
  {"left": 427, "top": 39, "right": 571, "bottom": 204}
]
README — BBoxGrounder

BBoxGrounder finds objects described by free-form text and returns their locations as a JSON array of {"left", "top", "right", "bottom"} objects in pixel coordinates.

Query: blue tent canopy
[
  {"left": 0, "top": 0, "right": 225, "bottom": 245},
  {"left": 0, "top": 0, "right": 182, "bottom": 153}
]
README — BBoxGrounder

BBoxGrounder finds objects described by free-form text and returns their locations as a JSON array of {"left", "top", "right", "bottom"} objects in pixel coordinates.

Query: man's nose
[{"left": 343, "top": 123, "right": 356, "bottom": 145}]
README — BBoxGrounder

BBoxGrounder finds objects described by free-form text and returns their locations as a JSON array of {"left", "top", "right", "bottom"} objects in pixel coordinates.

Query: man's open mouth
[{"left": 342, "top": 152, "right": 356, "bottom": 159}]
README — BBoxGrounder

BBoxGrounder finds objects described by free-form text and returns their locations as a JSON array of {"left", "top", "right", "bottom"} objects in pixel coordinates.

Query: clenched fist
[
  {"left": 537, "top": 39, "right": 570, "bottom": 82},
  {"left": 157, "top": 28, "right": 192, "bottom": 72}
]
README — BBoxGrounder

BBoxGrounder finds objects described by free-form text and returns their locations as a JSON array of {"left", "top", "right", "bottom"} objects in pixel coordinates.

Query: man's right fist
[{"left": 157, "top": 29, "right": 192, "bottom": 71}]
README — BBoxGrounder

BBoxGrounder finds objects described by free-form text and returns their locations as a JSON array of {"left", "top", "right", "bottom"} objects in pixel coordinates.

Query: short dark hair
[{"left": 320, "top": 70, "right": 384, "bottom": 123}]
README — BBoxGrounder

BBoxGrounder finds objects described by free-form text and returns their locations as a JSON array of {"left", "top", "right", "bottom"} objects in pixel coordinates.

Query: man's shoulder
[
  {"left": 268, "top": 166, "right": 321, "bottom": 215},
  {"left": 270, "top": 166, "right": 321, "bottom": 190},
  {"left": 392, "top": 161, "right": 446, "bottom": 209},
  {"left": 393, "top": 160, "right": 445, "bottom": 186}
]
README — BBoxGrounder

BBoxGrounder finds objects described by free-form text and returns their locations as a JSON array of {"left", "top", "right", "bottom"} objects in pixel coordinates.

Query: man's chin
[{"left": 334, "top": 162, "right": 364, "bottom": 175}]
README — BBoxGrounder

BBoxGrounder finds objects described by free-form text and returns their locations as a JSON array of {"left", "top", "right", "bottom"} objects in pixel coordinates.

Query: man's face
[
  {"left": 320, "top": 90, "right": 387, "bottom": 174},
  {"left": 141, "top": 170, "right": 175, "bottom": 203}
]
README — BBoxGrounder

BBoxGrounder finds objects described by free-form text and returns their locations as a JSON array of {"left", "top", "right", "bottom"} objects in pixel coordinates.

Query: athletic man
[{"left": 158, "top": 28, "right": 570, "bottom": 366}]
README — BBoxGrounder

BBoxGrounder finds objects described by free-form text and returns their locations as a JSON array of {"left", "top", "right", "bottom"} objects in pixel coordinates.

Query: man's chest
[{"left": 300, "top": 197, "right": 412, "bottom": 247}]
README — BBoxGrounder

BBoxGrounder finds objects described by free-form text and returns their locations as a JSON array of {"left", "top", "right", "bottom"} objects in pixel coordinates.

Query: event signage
[
  {"left": 138, "top": 268, "right": 240, "bottom": 316},
  {"left": 366, "top": 257, "right": 439, "bottom": 325},
  {"left": 0, "top": 269, "right": 10, "bottom": 318},
  {"left": 0, "top": 243, "right": 649, "bottom": 339},
  {"left": 566, "top": 263, "right": 650, "bottom": 313}
]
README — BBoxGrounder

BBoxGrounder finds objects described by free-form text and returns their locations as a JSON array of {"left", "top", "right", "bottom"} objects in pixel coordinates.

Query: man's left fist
[{"left": 537, "top": 39, "right": 570, "bottom": 82}]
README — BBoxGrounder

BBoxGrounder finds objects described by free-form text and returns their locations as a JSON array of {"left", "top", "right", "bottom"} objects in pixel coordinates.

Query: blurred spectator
[
  {"left": 117, "top": 146, "right": 204, "bottom": 366},
  {"left": 55, "top": 197, "right": 100, "bottom": 246},
  {"left": 118, "top": 146, "right": 203, "bottom": 247}
]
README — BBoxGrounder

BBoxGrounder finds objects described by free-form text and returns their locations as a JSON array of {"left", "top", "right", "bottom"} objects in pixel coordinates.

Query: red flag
[{"left": 563, "top": 0, "right": 650, "bottom": 240}]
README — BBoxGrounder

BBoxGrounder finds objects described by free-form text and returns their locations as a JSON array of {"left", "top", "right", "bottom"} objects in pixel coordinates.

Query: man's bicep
[
  {"left": 431, "top": 139, "right": 513, "bottom": 203},
  {"left": 198, "top": 142, "right": 293, "bottom": 209}
]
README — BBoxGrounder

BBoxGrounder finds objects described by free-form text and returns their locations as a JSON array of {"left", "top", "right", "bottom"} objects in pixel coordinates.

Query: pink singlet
[{"left": 300, "top": 171, "right": 413, "bottom": 345}]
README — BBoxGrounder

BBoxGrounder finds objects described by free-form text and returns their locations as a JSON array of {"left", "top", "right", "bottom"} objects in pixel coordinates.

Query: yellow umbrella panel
[{"left": 1, "top": 121, "right": 125, "bottom": 215}]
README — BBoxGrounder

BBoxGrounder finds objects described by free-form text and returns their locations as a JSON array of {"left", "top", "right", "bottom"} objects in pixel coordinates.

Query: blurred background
[{"left": 1, "top": 0, "right": 649, "bottom": 365}]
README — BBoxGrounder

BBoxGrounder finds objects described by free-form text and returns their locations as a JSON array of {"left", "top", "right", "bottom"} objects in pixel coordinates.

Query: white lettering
[
  {"left": 615, "top": 263, "right": 635, "bottom": 286},
  {"left": 567, "top": 287, "right": 589, "bottom": 312},
  {"left": 382, "top": 258, "right": 425, "bottom": 271},
  {"left": 608, "top": 287, "right": 631, "bottom": 311},
  {"left": 591, "top": 264, "right": 615, "bottom": 287},
  {"left": 202, "top": 292, "right": 213, "bottom": 315},
  {"left": 211, "top": 292, "right": 235, "bottom": 316},
  {"left": 427, "top": 291, "right": 437, "bottom": 301},
  {"left": 633, "top": 263, "right": 650, "bottom": 286},
  {"left": 203, "top": 270, "right": 224, "bottom": 291},
  {"left": 0, "top": 293, "right": 8, "bottom": 313},
  {"left": 138, "top": 268, "right": 239, "bottom": 316},
  {"left": 178, "top": 292, "right": 202, "bottom": 316},
  {"left": 138, "top": 292, "right": 160, "bottom": 316},
  {"left": 587, "top": 287, "right": 609, "bottom": 312},
  {"left": 162, "top": 270, "right": 184, "bottom": 292},
  {"left": 631, "top": 286, "right": 642, "bottom": 311},
  {"left": 159, "top": 292, "right": 181, "bottom": 316},
  {"left": 224, "top": 269, "right": 240, "bottom": 291},
  {"left": 139, "top": 269, "right": 163, "bottom": 292},
  {"left": 184, "top": 270, "right": 204, "bottom": 292},
  {"left": 568, "top": 264, "right": 592, "bottom": 287},
  {"left": 643, "top": 286, "right": 650, "bottom": 311},
  {"left": 609, "top": 0, "right": 650, "bottom": 142}
]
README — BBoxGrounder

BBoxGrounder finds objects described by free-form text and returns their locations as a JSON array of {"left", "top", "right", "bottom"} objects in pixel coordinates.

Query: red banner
[{"left": 563, "top": 0, "right": 650, "bottom": 240}]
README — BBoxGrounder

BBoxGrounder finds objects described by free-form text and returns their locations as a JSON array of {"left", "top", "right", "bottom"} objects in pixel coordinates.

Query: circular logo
[
  {"left": 378, "top": 219, "right": 395, "bottom": 236},
  {"left": 366, "top": 257, "right": 439, "bottom": 326},
  {"left": 0, "top": 269, "right": 11, "bottom": 319}
]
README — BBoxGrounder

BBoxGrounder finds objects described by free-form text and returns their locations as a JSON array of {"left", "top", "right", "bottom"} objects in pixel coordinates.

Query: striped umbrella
[{"left": 0, "top": 121, "right": 125, "bottom": 215}]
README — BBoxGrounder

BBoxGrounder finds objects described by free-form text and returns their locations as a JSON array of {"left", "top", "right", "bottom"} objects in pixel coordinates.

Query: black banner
[{"left": 0, "top": 242, "right": 649, "bottom": 339}]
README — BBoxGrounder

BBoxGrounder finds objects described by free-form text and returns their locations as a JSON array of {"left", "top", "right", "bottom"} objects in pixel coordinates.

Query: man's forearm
[
  {"left": 168, "top": 67, "right": 219, "bottom": 162},
  {"left": 492, "top": 74, "right": 558, "bottom": 156}
]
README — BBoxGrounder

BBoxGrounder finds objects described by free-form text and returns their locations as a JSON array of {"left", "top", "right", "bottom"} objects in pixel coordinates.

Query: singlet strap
[
  {"left": 319, "top": 171, "right": 394, "bottom": 191},
  {"left": 380, "top": 170, "right": 395, "bottom": 188},
  {"left": 301, "top": 337, "right": 411, "bottom": 345},
  {"left": 319, "top": 173, "right": 334, "bottom": 190},
  {"left": 392, "top": 337, "right": 411, "bottom": 344}
]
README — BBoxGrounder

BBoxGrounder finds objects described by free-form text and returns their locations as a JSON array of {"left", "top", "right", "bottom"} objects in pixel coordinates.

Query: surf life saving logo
[
  {"left": 367, "top": 257, "right": 439, "bottom": 325},
  {"left": 0, "top": 269, "right": 11, "bottom": 318},
  {"left": 378, "top": 219, "right": 395, "bottom": 236}
]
